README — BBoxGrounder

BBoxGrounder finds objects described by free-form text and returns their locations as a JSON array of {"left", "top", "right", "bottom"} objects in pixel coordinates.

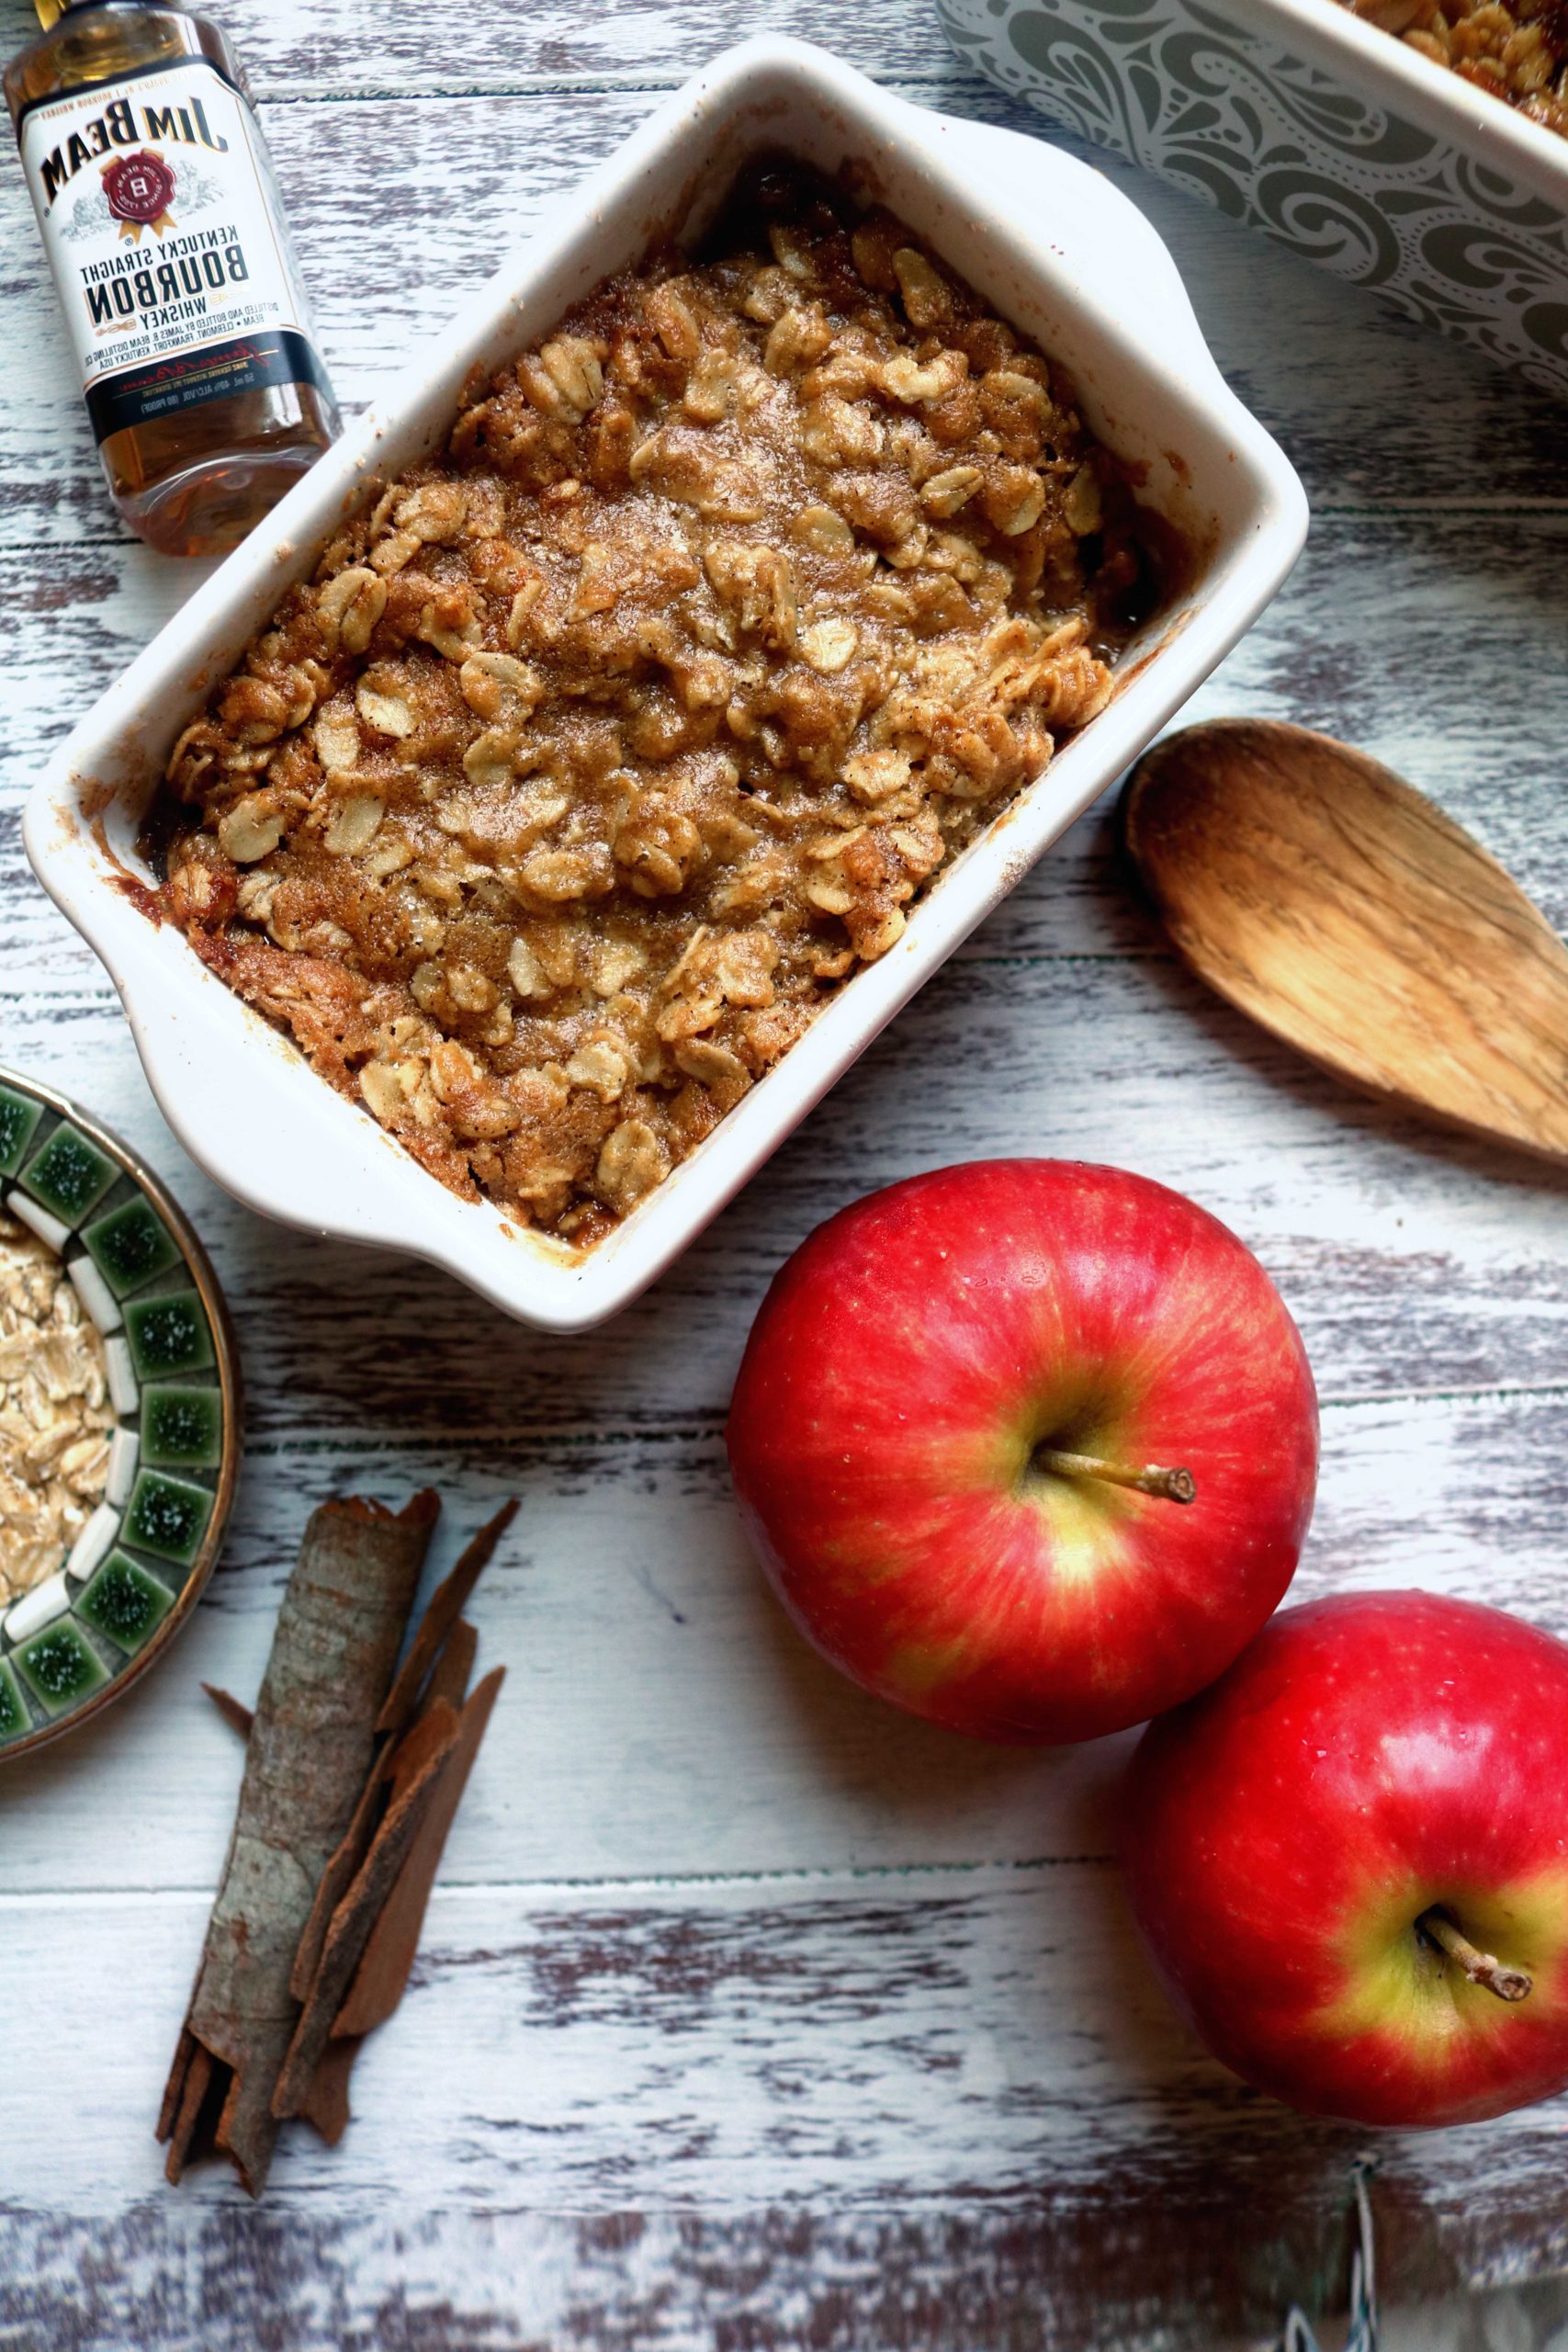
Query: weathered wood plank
[
  {"left": 6, "top": 913, "right": 1568, "bottom": 1423},
  {"left": 2, "top": 1379, "right": 1564, "bottom": 1894},
  {"left": 2, "top": 2203, "right": 1562, "bottom": 2352},
  {"left": 0, "top": 2198, "right": 1333, "bottom": 2352},
  {"left": 95, "top": 0, "right": 959, "bottom": 103},
  {"left": 4, "top": 79, "right": 1567, "bottom": 550},
  {"left": 1, "top": 1865, "right": 1566, "bottom": 2347}
]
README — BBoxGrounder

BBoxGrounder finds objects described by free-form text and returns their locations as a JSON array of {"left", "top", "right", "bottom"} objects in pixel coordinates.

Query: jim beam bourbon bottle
[{"left": 6, "top": 0, "right": 339, "bottom": 556}]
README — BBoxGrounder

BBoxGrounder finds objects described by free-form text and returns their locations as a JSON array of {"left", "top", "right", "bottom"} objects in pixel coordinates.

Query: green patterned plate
[{"left": 0, "top": 1069, "right": 241, "bottom": 1763}]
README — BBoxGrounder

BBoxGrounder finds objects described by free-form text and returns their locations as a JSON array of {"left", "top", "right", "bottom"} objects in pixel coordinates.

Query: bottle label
[{"left": 17, "top": 55, "right": 333, "bottom": 446}]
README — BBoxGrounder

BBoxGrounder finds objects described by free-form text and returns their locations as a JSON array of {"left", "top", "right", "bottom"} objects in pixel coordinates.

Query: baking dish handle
[
  {"left": 923, "top": 108, "right": 1229, "bottom": 401},
  {"left": 104, "top": 933, "right": 433, "bottom": 1255}
]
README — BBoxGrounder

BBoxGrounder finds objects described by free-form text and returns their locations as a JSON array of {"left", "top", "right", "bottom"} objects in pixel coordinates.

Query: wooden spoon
[{"left": 1121, "top": 718, "right": 1568, "bottom": 1166}]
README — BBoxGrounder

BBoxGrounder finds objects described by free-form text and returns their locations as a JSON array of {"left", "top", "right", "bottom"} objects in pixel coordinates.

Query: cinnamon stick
[
  {"left": 288, "top": 1573, "right": 489, "bottom": 2005},
  {"left": 203, "top": 1683, "right": 254, "bottom": 1741},
  {"left": 271, "top": 1711, "right": 461, "bottom": 2120},
  {"left": 274, "top": 1636, "right": 482, "bottom": 2141},
  {"left": 377, "top": 1500, "right": 517, "bottom": 1736},
  {"left": 334, "top": 1665, "right": 505, "bottom": 2040},
  {"left": 298, "top": 2033, "right": 360, "bottom": 2147},
  {"left": 158, "top": 1491, "right": 440, "bottom": 2196},
  {"left": 288, "top": 1745, "right": 390, "bottom": 2006},
  {"left": 424, "top": 1616, "right": 478, "bottom": 1715}
]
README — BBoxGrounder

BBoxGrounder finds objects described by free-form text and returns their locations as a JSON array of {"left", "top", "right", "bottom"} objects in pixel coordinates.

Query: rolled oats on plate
[{"left": 0, "top": 1212, "right": 113, "bottom": 1603}]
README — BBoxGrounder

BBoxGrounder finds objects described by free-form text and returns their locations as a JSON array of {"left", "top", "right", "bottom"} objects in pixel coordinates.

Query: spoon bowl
[{"left": 1122, "top": 718, "right": 1568, "bottom": 1168}]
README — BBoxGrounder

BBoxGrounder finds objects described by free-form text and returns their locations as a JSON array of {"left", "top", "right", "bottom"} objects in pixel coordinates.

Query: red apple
[
  {"left": 1122, "top": 1591, "right": 1568, "bottom": 2126},
  {"left": 726, "top": 1159, "right": 1319, "bottom": 1743}
]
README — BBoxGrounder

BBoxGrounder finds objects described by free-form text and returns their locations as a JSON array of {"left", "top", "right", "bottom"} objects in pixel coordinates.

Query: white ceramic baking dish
[
  {"left": 26, "top": 35, "right": 1306, "bottom": 1332},
  {"left": 939, "top": 0, "right": 1568, "bottom": 398}
]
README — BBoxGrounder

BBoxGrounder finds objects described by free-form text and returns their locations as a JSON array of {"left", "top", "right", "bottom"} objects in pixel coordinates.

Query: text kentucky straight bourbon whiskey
[{"left": 6, "top": 0, "right": 338, "bottom": 555}]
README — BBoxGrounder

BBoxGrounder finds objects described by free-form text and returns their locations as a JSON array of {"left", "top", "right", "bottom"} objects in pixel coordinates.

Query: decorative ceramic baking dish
[
  {"left": 26, "top": 35, "right": 1305, "bottom": 1332},
  {"left": 939, "top": 0, "right": 1568, "bottom": 398}
]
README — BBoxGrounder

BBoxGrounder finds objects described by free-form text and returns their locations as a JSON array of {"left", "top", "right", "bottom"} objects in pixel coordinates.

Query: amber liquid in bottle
[{"left": 6, "top": 0, "right": 339, "bottom": 556}]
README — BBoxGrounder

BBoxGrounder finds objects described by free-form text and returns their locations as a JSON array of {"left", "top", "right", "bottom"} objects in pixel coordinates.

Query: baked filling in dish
[
  {"left": 149, "top": 163, "right": 1168, "bottom": 1245},
  {"left": 1338, "top": 0, "right": 1568, "bottom": 135}
]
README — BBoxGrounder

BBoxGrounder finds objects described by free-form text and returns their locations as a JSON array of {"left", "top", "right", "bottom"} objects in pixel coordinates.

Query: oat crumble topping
[
  {"left": 151, "top": 164, "right": 1168, "bottom": 1244},
  {"left": 0, "top": 1215, "right": 113, "bottom": 1600}
]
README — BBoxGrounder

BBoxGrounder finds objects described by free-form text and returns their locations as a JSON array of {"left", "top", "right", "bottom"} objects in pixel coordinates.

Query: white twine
[{"left": 1280, "top": 2166, "right": 1378, "bottom": 2352}]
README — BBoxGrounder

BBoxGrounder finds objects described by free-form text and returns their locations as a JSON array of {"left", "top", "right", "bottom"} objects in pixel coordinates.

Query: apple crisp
[
  {"left": 1337, "top": 0, "right": 1568, "bottom": 134},
  {"left": 151, "top": 164, "right": 1168, "bottom": 1244}
]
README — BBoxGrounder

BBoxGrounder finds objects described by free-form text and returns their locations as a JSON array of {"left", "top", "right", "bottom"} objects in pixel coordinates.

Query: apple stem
[
  {"left": 1417, "top": 1909, "right": 1533, "bottom": 2003},
  {"left": 1030, "top": 1448, "right": 1197, "bottom": 1506}
]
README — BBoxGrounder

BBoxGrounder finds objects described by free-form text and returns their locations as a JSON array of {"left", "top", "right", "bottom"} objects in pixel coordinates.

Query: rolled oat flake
[{"left": 6, "top": 0, "right": 338, "bottom": 555}]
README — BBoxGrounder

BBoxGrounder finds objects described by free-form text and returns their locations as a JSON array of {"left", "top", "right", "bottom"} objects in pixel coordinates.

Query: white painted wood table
[{"left": 6, "top": 3, "right": 1568, "bottom": 2344}]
